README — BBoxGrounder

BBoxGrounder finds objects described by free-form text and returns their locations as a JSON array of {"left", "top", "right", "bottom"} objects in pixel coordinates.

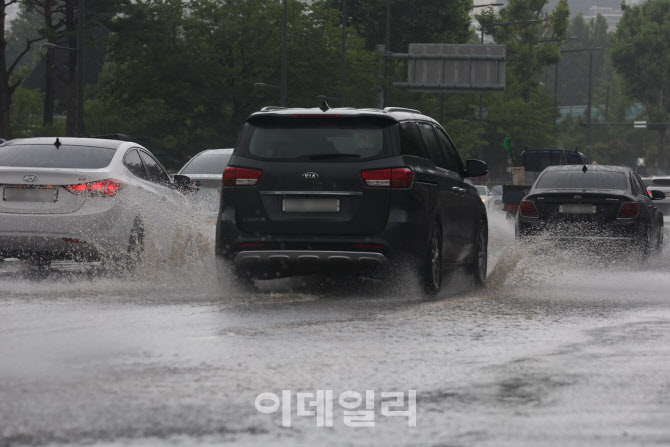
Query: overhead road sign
[{"left": 392, "top": 44, "right": 506, "bottom": 94}]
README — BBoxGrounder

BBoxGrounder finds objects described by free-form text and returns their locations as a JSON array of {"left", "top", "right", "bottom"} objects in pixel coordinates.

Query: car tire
[
  {"left": 419, "top": 224, "right": 442, "bottom": 296},
  {"left": 469, "top": 221, "right": 488, "bottom": 286},
  {"left": 637, "top": 225, "right": 651, "bottom": 262},
  {"left": 657, "top": 224, "right": 664, "bottom": 254}
]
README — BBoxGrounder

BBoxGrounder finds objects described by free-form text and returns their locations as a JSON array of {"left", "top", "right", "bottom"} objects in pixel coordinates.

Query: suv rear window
[
  {"left": 238, "top": 117, "right": 394, "bottom": 161},
  {"left": 535, "top": 170, "right": 628, "bottom": 191},
  {"left": 651, "top": 178, "right": 670, "bottom": 187},
  {"left": 0, "top": 144, "right": 116, "bottom": 169}
]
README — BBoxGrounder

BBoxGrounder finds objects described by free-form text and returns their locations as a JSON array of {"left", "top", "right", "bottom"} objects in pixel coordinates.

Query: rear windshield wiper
[{"left": 306, "top": 153, "right": 361, "bottom": 160}]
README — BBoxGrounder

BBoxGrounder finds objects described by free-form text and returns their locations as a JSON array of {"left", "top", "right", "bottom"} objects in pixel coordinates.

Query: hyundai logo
[
  {"left": 23, "top": 174, "right": 38, "bottom": 183},
  {"left": 301, "top": 172, "right": 320, "bottom": 180}
]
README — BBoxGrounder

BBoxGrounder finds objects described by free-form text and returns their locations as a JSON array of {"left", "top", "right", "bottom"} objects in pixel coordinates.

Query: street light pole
[
  {"left": 76, "top": 0, "right": 85, "bottom": 137},
  {"left": 381, "top": 0, "right": 391, "bottom": 108},
  {"left": 280, "top": 0, "right": 288, "bottom": 107},
  {"left": 340, "top": 0, "right": 346, "bottom": 107},
  {"left": 586, "top": 49, "right": 593, "bottom": 160},
  {"left": 472, "top": 3, "right": 502, "bottom": 125},
  {"left": 554, "top": 62, "right": 559, "bottom": 118},
  {"left": 527, "top": 37, "right": 577, "bottom": 102},
  {"left": 559, "top": 46, "right": 605, "bottom": 158}
]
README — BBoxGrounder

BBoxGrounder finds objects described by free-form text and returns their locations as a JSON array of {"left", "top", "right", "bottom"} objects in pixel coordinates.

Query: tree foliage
[
  {"left": 546, "top": 13, "right": 610, "bottom": 107},
  {"left": 611, "top": 0, "right": 670, "bottom": 122},
  {"left": 1, "top": 0, "right": 43, "bottom": 138},
  {"left": 315, "top": 0, "right": 473, "bottom": 52},
  {"left": 89, "top": 0, "right": 379, "bottom": 164},
  {"left": 477, "top": 0, "right": 569, "bottom": 102}
]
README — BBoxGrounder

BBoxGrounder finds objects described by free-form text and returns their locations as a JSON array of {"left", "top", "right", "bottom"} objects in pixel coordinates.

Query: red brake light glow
[
  {"left": 293, "top": 114, "right": 340, "bottom": 118},
  {"left": 361, "top": 168, "right": 413, "bottom": 188},
  {"left": 62, "top": 238, "right": 87, "bottom": 244},
  {"left": 65, "top": 179, "right": 124, "bottom": 197},
  {"left": 519, "top": 200, "right": 538, "bottom": 217},
  {"left": 222, "top": 167, "right": 263, "bottom": 186},
  {"left": 617, "top": 201, "right": 639, "bottom": 218}
]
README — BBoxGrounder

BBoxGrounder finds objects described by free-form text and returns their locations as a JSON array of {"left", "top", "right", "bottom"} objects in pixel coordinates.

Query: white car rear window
[{"left": 0, "top": 144, "right": 116, "bottom": 169}]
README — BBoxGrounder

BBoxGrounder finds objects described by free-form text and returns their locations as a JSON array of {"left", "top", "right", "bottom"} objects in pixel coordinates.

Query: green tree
[
  {"left": 1, "top": 0, "right": 42, "bottom": 138},
  {"left": 611, "top": 0, "right": 670, "bottom": 168},
  {"left": 315, "top": 0, "right": 474, "bottom": 52},
  {"left": 5, "top": 4, "right": 44, "bottom": 71},
  {"left": 89, "top": 0, "right": 379, "bottom": 163},
  {"left": 611, "top": 0, "right": 670, "bottom": 121},
  {"left": 477, "top": 0, "right": 569, "bottom": 103},
  {"left": 548, "top": 13, "right": 610, "bottom": 107}
]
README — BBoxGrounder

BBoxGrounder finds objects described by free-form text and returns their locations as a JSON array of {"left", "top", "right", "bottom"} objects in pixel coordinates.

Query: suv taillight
[
  {"left": 617, "top": 201, "right": 639, "bottom": 218},
  {"left": 65, "top": 179, "right": 125, "bottom": 197},
  {"left": 361, "top": 168, "right": 413, "bottom": 188},
  {"left": 222, "top": 167, "right": 262, "bottom": 186},
  {"left": 519, "top": 200, "right": 538, "bottom": 217}
]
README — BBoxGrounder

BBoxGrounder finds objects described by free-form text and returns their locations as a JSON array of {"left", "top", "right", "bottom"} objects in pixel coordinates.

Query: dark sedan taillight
[
  {"left": 361, "top": 168, "right": 413, "bottom": 188},
  {"left": 519, "top": 200, "right": 538, "bottom": 217},
  {"left": 222, "top": 167, "right": 262, "bottom": 186},
  {"left": 617, "top": 201, "right": 639, "bottom": 219}
]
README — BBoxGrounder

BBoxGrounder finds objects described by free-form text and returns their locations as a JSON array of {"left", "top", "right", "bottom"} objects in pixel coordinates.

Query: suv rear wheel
[
  {"left": 420, "top": 224, "right": 442, "bottom": 295},
  {"left": 469, "top": 221, "right": 487, "bottom": 286}
]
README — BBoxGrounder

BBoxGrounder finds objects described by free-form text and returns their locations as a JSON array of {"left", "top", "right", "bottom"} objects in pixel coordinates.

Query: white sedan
[{"left": 0, "top": 137, "right": 190, "bottom": 268}]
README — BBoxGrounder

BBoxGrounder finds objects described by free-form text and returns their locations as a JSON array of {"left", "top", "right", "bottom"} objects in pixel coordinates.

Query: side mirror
[
  {"left": 650, "top": 189, "right": 666, "bottom": 200},
  {"left": 172, "top": 174, "right": 196, "bottom": 193},
  {"left": 465, "top": 159, "right": 488, "bottom": 178}
]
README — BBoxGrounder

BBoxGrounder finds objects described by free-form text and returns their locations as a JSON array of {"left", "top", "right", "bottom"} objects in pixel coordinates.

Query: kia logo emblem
[
  {"left": 302, "top": 172, "right": 319, "bottom": 180},
  {"left": 573, "top": 195, "right": 582, "bottom": 199},
  {"left": 23, "top": 174, "right": 38, "bottom": 183}
]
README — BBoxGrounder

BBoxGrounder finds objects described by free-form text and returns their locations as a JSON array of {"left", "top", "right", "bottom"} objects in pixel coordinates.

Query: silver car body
[
  {"left": 642, "top": 176, "right": 670, "bottom": 222},
  {"left": 0, "top": 137, "right": 187, "bottom": 262},
  {"left": 475, "top": 185, "right": 494, "bottom": 211},
  {"left": 177, "top": 148, "right": 233, "bottom": 221}
]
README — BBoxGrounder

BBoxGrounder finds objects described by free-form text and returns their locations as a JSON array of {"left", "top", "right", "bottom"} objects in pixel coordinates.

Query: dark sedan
[{"left": 516, "top": 165, "right": 665, "bottom": 257}]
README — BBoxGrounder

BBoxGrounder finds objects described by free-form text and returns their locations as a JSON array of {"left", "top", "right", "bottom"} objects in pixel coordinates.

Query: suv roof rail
[
  {"left": 260, "top": 106, "right": 288, "bottom": 112},
  {"left": 383, "top": 107, "right": 422, "bottom": 114}
]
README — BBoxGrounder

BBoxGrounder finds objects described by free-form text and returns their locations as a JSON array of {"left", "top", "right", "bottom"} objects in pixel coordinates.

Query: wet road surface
[{"left": 1, "top": 213, "right": 670, "bottom": 446}]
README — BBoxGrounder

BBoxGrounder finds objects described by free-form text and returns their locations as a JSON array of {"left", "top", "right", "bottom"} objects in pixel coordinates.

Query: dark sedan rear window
[
  {"left": 238, "top": 117, "right": 394, "bottom": 161},
  {"left": 535, "top": 170, "right": 628, "bottom": 191},
  {"left": 523, "top": 150, "right": 585, "bottom": 171},
  {"left": 0, "top": 144, "right": 116, "bottom": 169},
  {"left": 180, "top": 153, "right": 232, "bottom": 175}
]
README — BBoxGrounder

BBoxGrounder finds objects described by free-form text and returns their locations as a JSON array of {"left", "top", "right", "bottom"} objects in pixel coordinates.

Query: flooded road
[{"left": 1, "top": 212, "right": 669, "bottom": 446}]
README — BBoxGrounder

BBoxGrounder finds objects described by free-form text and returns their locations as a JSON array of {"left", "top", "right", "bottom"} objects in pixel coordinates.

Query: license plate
[
  {"left": 559, "top": 203, "right": 595, "bottom": 214},
  {"left": 3, "top": 187, "right": 58, "bottom": 202},
  {"left": 282, "top": 198, "right": 340, "bottom": 212}
]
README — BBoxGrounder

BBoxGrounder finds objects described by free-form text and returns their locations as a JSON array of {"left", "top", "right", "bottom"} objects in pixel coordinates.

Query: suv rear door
[
  {"left": 416, "top": 122, "right": 468, "bottom": 262},
  {"left": 224, "top": 115, "right": 398, "bottom": 236}
]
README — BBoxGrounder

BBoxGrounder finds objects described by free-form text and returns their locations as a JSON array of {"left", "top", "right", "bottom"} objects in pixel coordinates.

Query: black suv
[{"left": 215, "top": 105, "right": 488, "bottom": 294}]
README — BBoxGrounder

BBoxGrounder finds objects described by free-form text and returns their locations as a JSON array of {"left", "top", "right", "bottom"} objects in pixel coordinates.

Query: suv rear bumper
[
  {"left": 232, "top": 250, "right": 388, "bottom": 278},
  {"left": 235, "top": 250, "right": 386, "bottom": 264},
  {"left": 215, "top": 206, "right": 430, "bottom": 274}
]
